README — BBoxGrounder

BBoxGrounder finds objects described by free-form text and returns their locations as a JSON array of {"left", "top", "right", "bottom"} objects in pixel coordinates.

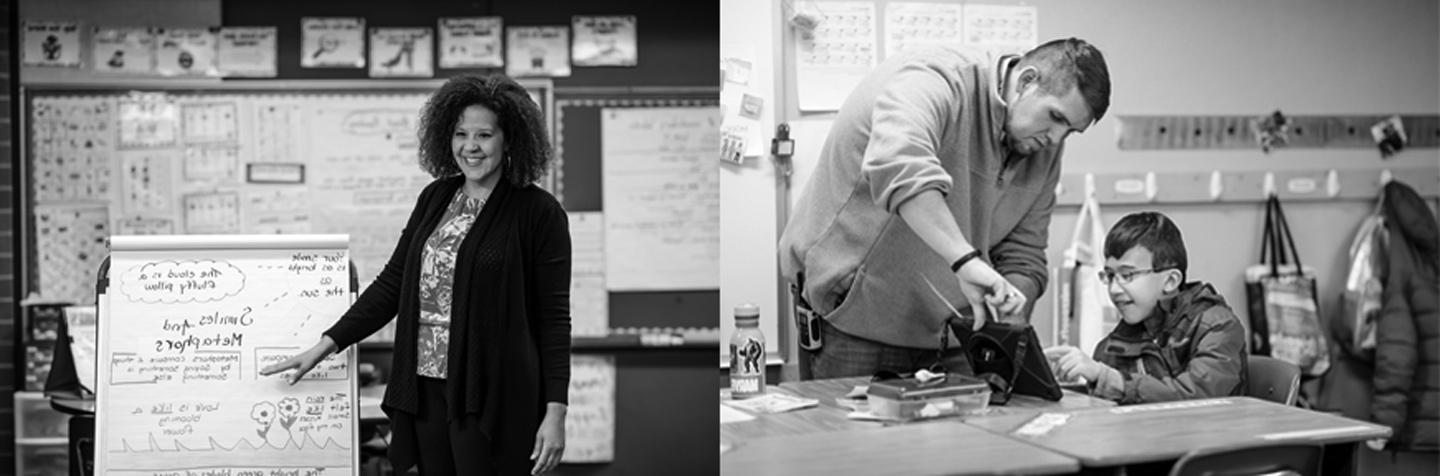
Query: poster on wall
[
  {"left": 571, "top": 16, "right": 637, "bottom": 67},
  {"left": 369, "top": 28, "right": 434, "bottom": 78},
  {"left": 155, "top": 27, "right": 221, "bottom": 77},
  {"left": 506, "top": 26, "right": 570, "bottom": 78},
  {"left": 91, "top": 27, "right": 157, "bottom": 75},
  {"left": 23, "top": 21, "right": 82, "bottom": 67},
  {"left": 793, "top": 1, "right": 877, "bottom": 111},
  {"left": 438, "top": 17, "right": 503, "bottom": 68},
  {"left": 218, "top": 27, "right": 278, "bottom": 77},
  {"left": 961, "top": 4, "right": 1038, "bottom": 60},
  {"left": 884, "top": 2, "right": 963, "bottom": 59},
  {"left": 301, "top": 17, "right": 366, "bottom": 68},
  {"left": 118, "top": 94, "right": 179, "bottom": 149}
]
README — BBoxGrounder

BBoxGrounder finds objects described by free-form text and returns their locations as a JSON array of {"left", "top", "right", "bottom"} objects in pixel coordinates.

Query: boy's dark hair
[
  {"left": 1019, "top": 38, "right": 1111, "bottom": 125},
  {"left": 417, "top": 74, "right": 552, "bottom": 186},
  {"left": 1105, "top": 211, "right": 1187, "bottom": 283}
]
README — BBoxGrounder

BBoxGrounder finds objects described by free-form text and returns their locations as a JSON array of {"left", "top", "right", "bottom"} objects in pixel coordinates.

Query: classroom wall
[{"left": 740, "top": 0, "right": 1440, "bottom": 376}]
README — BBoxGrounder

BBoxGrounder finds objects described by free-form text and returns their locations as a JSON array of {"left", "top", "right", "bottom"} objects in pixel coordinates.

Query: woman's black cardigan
[{"left": 324, "top": 175, "right": 572, "bottom": 473}]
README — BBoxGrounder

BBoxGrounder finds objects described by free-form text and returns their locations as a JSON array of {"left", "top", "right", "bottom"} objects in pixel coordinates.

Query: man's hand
[
  {"left": 1044, "top": 345, "right": 1107, "bottom": 382},
  {"left": 955, "top": 259, "right": 1027, "bottom": 330}
]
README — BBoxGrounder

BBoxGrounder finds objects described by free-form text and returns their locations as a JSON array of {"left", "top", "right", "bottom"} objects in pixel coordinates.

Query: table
[
  {"left": 720, "top": 385, "right": 876, "bottom": 442},
  {"left": 780, "top": 377, "right": 1116, "bottom": 416},
  {"left": 721, "top": 377, "right": 1108, "bottom": 475},
  {"left": 962, "top": 396, "right": 1393, "bottom": 468},
  {"left": 722, "top": 421, "right": 1080, "bottom": 476}
]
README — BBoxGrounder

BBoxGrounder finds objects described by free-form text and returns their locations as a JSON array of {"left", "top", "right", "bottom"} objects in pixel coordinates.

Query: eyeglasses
[{"left": 1097, "top": 268, "right": 1168, "bottom": 285}]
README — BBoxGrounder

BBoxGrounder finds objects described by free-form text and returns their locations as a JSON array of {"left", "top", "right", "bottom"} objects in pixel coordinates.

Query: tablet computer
[{"left": 946, "top": 318, "right": 1065, "bottom": 402}]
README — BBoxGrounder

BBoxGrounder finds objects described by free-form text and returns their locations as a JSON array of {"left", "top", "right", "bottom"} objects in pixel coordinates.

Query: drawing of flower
[
  {"left": 278, "top": 397, "right": 301, "bottom": 431},
  {"left": 251, "top": 401, "right": 276, "bottom": 440}
]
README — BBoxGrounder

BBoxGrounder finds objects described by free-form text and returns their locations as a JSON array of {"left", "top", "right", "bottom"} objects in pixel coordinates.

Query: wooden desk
[
  {"left": 723, "top": 421, "right": 1079, "bottom": 476},
  {"left": 963, "top": 396, "right": 1393, "bottom": 468}
]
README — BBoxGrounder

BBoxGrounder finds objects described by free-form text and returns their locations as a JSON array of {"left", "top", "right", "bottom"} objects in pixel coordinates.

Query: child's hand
[{"left": 1044, "top": 346, "right": 1105, "bottom": 382}]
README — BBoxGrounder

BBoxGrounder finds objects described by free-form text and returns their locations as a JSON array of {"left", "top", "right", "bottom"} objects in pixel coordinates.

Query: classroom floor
[{"left": 1357, "top": 448, "right": 1438, "bottom": 476}]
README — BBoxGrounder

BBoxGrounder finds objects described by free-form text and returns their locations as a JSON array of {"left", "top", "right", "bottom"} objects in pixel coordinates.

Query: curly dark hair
[{"left": 417, "top": 74, "right": 551, "bottom": 186}]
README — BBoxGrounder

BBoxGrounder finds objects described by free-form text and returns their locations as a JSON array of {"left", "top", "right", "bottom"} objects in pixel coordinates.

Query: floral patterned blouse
[{"left": 416, "top": 188, "right": 486, "bottom": 378}]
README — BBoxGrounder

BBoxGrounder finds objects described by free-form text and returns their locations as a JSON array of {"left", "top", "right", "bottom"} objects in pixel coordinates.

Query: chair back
[{"left": 1247, "top": 355, "right": 1301, "bottom": 406}]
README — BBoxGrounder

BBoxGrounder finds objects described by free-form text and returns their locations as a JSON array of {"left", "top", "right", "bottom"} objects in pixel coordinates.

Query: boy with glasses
[{"left": 1044, "top": 212, "right": 1248, "bottom": 403}]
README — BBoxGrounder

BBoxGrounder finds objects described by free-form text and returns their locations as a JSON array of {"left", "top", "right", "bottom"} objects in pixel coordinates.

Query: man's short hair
[
  {"left": 1104, "top": 211, "right": 1188, "bottom": 283},
  {"left": 1019, "top": 38, "right": 1111, "bottom": 125}
]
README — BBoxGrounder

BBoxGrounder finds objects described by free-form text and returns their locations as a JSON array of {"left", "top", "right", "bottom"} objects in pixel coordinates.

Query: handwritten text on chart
[
  {"left": 257, "top": 349, "right": 349, "bottom": 381},
  {"left": 340, "top": 109, "right": 417, "bottom": 139},
  {"left": 282, "top": 252, "right": 349, "bottom": 299},
  {"left": 122, "top": 260, "right": 246, "bottom": 303},
  {"left": 146, "top": 469, "right": 330, "bottom": 476},
  {"left": 112, "top": 352, "right": 242, "bottom": 384}
]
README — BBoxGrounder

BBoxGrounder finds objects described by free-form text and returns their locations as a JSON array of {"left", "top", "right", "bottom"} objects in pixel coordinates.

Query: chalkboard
[{"left": 97, "top": 234, "right": 357, "bottom": 475}]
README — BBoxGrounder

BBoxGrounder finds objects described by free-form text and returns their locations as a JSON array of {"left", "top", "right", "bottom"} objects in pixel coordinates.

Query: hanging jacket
[{"left": 1371, "top": 181, "right": 1439, "bottom": 451}]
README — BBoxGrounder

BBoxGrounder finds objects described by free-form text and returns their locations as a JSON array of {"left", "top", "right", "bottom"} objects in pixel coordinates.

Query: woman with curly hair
[{"left": 263, "top": 73, "right": 571, "bottom": 475}]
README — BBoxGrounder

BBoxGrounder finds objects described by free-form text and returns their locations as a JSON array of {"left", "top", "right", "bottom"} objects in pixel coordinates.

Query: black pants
[{"left": 414, "top": 376, "right": 495, "bottom": 475}]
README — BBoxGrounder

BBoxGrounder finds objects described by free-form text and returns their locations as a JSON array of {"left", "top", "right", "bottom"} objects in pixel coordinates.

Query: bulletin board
[
  {"left": 554, "top": 93, "right": 720, "bottom": 334},
  {"left": 20, "top": 79, "right": 554, "bottom": 312}
]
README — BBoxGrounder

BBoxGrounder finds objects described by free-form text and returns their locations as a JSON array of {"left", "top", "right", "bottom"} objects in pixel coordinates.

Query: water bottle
[{"left": 729, "top": 303, "right": 766, "bottom": 399}]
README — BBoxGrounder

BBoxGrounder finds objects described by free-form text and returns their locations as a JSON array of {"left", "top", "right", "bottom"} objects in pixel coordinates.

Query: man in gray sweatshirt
[{"left": 780, "top": 38, "right": 1111, "bottom": 379}]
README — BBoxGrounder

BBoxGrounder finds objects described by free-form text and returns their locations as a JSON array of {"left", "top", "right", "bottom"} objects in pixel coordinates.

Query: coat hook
[
  {"left": 1263, "top": 172, "right": 1276, "bottom": 197},
  {"left": 1209, "top": 171, "right": 1224, "bottom": 201}
]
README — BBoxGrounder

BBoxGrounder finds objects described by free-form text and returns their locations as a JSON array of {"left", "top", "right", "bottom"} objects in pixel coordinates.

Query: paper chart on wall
[
  {"left": 571, "top": 15, "right": 637, "bottom": 67},
  {"left": 306, "top": 96, "right": 434, "bottom": 288},
  {"left": 251, "top": 102, "right": 307, "bottom": 163},
  {"left": 884, "top": 2, "right": 962, "bottom": 59},
  {"left": 114, "top": 216, "right": 175, "bottom": 236},
  {"left": 218, "top": 27, "right": 278, "bottom": 77},
  {"left": 155, "top": 27, "right": 220, "bottom": 77},
  {"left": 245, "top": 187, "right": 313, "bottom": 235},
  {"left": 182, "top": 102, "right": 240, "bottom": 144},
  {"left": 369, "top": 28, "right": 434, "bottom": 78},
  {"left": 183, "top": 191, "right": 241, "bottom": 234},
  {"left": 601, "top": 107, "right": 720, "bottom": 291},
  {"left": 23, "top": 21, "right": 81, "bottom": 67},
  {"left": 119, "top": 95, "right": 180, "bottom": 149},
  {"left": 119, "top": 149, "right": 179, "bottom": 216},
  {"left": 561, "top": 355, "right": 615, "bottom": 463},
  {"left": 98, "top": 235, "right": 356, "bottom": 475},
  {"left": 91, "top": 27, "right": 157, "bottom": 75},
  {"left": 35, "top": 203, "right": 110, "bottom": 304},
  {"left": 184, "top": 146, "right": 240, "bottom": 182},
  {"left": 961, "top": 4, "right": 1038, "bottom": 59},
  {"left": 506, "top": 26, "right": 571, "bottom": 78},
  {"left": 31, "top": 96, "right": 116, "bottom": 202},
  {"left": 794, "top": 1, "right": 876, "bottom": 111},
  {"left": 438, "top": 17, "right": 503, "bottom": 68},
  {"left": 568, "top": 212, "right": 608, "bottom": 337},
  {"left": 301, "top": 18, "right": 366, "bottom": 68}
]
